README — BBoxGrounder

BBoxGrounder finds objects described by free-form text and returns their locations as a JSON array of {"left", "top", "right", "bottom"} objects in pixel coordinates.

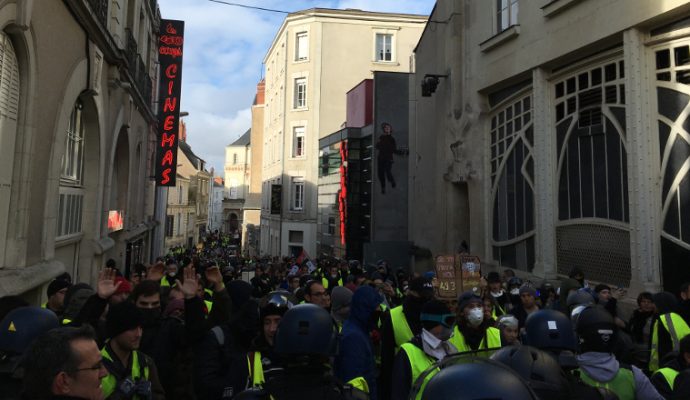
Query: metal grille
[{"left": 556, "top": 224, "right": 631, "bottom": 286}]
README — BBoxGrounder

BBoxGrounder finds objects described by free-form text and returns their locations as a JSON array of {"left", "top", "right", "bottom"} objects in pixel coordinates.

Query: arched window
[{"left": 0, "top": 31, "right": 20, "bottom": 251}]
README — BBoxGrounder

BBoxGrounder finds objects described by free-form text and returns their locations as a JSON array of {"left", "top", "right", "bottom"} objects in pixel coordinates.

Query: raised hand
[
  {"left": 205, "top": 265, "right": 224, "bottom": 292},
  {"left": 97, "top": 268, "right": 121, "bottom": 300},
  {"left": 147, "top": 261, "right": 165, "bottom": 281},
  {"left": 177, "top": 266, "right": 200, "bottom": 300}
]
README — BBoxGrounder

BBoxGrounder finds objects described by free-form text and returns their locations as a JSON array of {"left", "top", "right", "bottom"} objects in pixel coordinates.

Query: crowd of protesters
[{"left": 1, "top": 232, "right": 690, "bottom": 399}]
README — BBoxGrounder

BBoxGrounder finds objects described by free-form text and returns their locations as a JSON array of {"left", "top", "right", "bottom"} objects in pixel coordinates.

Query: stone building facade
[
  {"left": 410, "top": 0, "right": 690, "bottom": 294},
  {"left": 0, "top": 0, "right": 164, "bottom": 301}
]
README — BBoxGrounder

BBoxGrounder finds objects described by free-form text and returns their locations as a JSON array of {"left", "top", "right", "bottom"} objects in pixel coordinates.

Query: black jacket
[{"left": 194, "top": 324, "right": 249, "bottom": 399}]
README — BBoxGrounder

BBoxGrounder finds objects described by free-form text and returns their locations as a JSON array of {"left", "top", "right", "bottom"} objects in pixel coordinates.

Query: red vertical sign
[{"left": 155, "top": 19, "right": 184, "bottom": 186}]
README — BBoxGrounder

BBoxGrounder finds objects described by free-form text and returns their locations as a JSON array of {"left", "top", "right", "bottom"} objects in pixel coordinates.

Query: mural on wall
[
  {"left": 375, "top": 122, "right": 408, "bottom": 194},
  {"left": 655, "top": 40, "right": 690, "bottom": 289}
]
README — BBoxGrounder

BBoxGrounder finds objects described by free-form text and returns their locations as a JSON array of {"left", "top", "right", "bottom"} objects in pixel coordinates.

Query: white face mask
[
  {"left": 510, "top": 288, "right": 520, "bottom": 296},
  {"left": 491, "top": 289, "right": 504, "bottom": 297},
  {"left": 467, "top": 307, "right": 484, "bottom": 327}
]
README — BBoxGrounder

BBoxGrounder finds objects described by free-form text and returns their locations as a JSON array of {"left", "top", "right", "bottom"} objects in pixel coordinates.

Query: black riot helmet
[
  {"left": 0, "top": 306, "right": 59, "bottom": 355},
  {"left": 273, "top": 304, "right": 337, "bottom": 358},
  {"left": 575, "top": 305, "right": 617, "bottom": 353},
  {"left": 491, "top": 345, "right": 570, "bottom": 399},
  {"left": 259, "top": 291, "right": 295, "bottom": 320},
  {"left": 523, "top": 309, "right": 578, "bottom": 352},
  {"left": 566, "top": 289, "right": 595, "bottom": 310},
  {"left": 420, "top": 359, "right": 538, "bottom": 400}
]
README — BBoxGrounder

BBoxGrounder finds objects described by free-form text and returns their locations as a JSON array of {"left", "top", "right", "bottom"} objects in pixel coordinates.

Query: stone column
[
  {"left": 531, "top": 68, "right": 558, "bottom": 280},
  {"left": 623, "top": 28, "right": 662, "bottom": 293}
]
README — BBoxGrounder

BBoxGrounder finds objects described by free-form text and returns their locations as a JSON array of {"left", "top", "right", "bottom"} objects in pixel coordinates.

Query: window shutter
[{"left": 0, "top": 32, "right": 20, "bottom": 121}]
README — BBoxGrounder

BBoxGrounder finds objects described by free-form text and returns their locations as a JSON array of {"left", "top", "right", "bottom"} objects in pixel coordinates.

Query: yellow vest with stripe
[
  {"left": 578, "top": 366, "right": 635, "bottom": 400},
  {"left": 650, "top": 312, "right": 690, "bottom": 372},
  {"left": 247, "top": 351, "right": 264, "bottom": 387},
  {"left": 100, "top": 347, "right": 150, "bottom": 399},
  {"left": 654, "top": 367, "right": 679, "bottom": 391},
  {"left": 400, "top": 342, "right": 438, "bottom": 400},
  {"left": 448, "top": 326, "right": 501, "bottom": 355},
  {"left": 390, "top": 306, "right": 414, "bottom": 352}
]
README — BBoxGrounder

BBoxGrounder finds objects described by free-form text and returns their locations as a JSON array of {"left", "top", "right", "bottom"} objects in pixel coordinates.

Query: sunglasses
[{"left": 420, "top": 313, "right": 456, "bottom": 328}]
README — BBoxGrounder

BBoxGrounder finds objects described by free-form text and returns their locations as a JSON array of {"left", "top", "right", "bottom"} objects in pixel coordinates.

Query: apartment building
[{"left": 259, "top": 8, "right": 427, "bottom": 257}]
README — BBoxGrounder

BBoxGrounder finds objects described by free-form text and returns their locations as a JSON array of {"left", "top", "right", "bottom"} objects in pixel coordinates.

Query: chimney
[
  {"left": 179, "top": 119, "right": 187, "bottom": 142},
  {"left": 254, "top": 79, "right": 265, "bottom": 106}
]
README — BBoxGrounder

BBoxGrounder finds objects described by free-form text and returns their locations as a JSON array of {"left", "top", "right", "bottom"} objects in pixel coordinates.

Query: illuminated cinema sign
[{"left": 155, "top": 19, "right": 185, "bottom": 186}]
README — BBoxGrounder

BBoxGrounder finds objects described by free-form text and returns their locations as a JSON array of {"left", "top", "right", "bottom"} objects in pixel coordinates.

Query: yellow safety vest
[
  {"left": 400, "top": 342, "right": 437, "bottom": 400},
  {"left": 322, "top": 277, "right": 343, "bottom": 290},
  {"left": 390, "top": 306, "right": 414, "bottom": 352},
  {"left": 346, "top": 377, "right": 369, "bottom": 394},
  {"left": 653, "top": 367, "right": 679, "bottom": 391},
  {"left": 247, "top": 351, "right": 264, "bottom": 387},
  {"left": 578, "top": 366, "right": 635, "bottom": 400},
  {"left": 448, "top": 326, "right": 501, "bottom": 355},
  {"left": 650, "top": 312, "right": 690, "bottom": 372},
  {"left": 100, "top": 347, "right": 150, "bottom": 399}
]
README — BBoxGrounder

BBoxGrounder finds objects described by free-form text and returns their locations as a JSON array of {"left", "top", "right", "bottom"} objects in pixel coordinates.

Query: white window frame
[
  {"left": 295, "top": 31, "right": 308, "bottom": 62},
  {"left": 57, "top": 100, "right": 86, "bottom": 241},
  {"left": 293, "top": 126, "right": 305, "bottom": 158},
  {"left": 497, "top": 0, "right": 519, "bottom": 33},
  {"left": 375, "top": 33, "right": 394, "bottom": 62},
  {"left": 61, "top": 100, "right": 85, "bottom": 186},
  {"left": 291, "top": 177, "right": 305, "bottom": 211},
  {"left": 294, "top": 78, "right": 307, "bottom": 109}
]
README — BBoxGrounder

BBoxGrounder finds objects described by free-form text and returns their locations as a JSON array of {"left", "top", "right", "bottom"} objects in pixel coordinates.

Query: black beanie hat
[
  {"left": 106, "top": 302, "right": 143, "bottom": 339},
  {"left": 47, "top": 279, "right": 72, "bottom": 298}
]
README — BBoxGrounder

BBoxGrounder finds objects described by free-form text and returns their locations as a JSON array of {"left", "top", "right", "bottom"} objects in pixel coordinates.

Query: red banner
[{"left": 155, "top": 20, "right": 184, "bottom": 186}]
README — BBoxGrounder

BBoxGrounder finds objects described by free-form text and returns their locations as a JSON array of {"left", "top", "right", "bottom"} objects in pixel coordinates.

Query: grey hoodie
[{"left": 577, "top": 352, "right": 664, "bottom": 399}]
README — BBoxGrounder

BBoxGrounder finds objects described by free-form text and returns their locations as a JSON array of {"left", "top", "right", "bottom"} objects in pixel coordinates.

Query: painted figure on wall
[{"left": 376, "top": 122, "right": 397, "bottom": 194}]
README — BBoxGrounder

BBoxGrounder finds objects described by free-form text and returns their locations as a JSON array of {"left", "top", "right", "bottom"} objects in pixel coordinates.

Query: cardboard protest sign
[{"left": 433, "top": 255, "right": 482, "bottom": 298}]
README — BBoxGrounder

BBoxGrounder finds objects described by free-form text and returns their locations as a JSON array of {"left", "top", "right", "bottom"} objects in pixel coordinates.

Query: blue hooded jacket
[{"left": 335, "top": 285, "right": 382, "bottom": 399}]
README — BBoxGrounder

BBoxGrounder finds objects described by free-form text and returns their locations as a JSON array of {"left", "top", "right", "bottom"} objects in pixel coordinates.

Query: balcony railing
[
  {"left": 124, "top": 29, "right": 153, "bottom": 107},
  {"left": 87, "top": 0, "right": 108, "bottom": 28}
]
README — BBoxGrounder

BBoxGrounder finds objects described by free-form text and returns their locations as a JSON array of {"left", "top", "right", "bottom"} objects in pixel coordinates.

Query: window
[
  {"left": 57, "top": 100, "right": 86, "bottom": 239},
  {"left": 294, "top": 78, "right": 306, "bottom": 109},
  {"left": 291, "top": 177, "right": 304, "bottom": 211},
  {"left": 295, "top": 32, "right": 308, "bottom": 61},
  {"left": 165, "top": 215, "right": 174, "bottom": 237},
  {"left": 178, "top": 185, "right": 183, "bottom": 204},
  {"left": 375, "top": 33, "right": 393, "bottom": 62},
  {"left": 293, "top": 126, "right": 305, "bottom": 157},
  {"left": 61, "top": 100, "right": 85, "bottom": 185},
  {"left": 497, "top": 0, "right": 518, "bottom": 32},
  {"left": 233, "top": 153, "right": 238, "bottom": 164}
]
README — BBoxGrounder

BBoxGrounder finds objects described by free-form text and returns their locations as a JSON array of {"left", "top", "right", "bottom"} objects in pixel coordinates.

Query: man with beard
[
  {"left": 379, "top": 277, "right": 434, "bottom": 399},
  {"left": 101, "top": 302, "right": 165, "bottom": 399}
]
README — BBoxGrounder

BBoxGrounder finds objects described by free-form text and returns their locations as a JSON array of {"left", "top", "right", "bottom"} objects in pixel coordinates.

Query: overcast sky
[{"left": 157, "top": 0, "right": 436, "bottom": 176}]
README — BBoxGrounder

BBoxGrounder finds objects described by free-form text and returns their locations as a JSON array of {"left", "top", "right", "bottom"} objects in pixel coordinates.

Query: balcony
[
  {"left": 86, "top": 0, "right": 108, "bottom": 28},
  {"left": 124, "top": 29, "right": 153, "bottom": 107}
]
